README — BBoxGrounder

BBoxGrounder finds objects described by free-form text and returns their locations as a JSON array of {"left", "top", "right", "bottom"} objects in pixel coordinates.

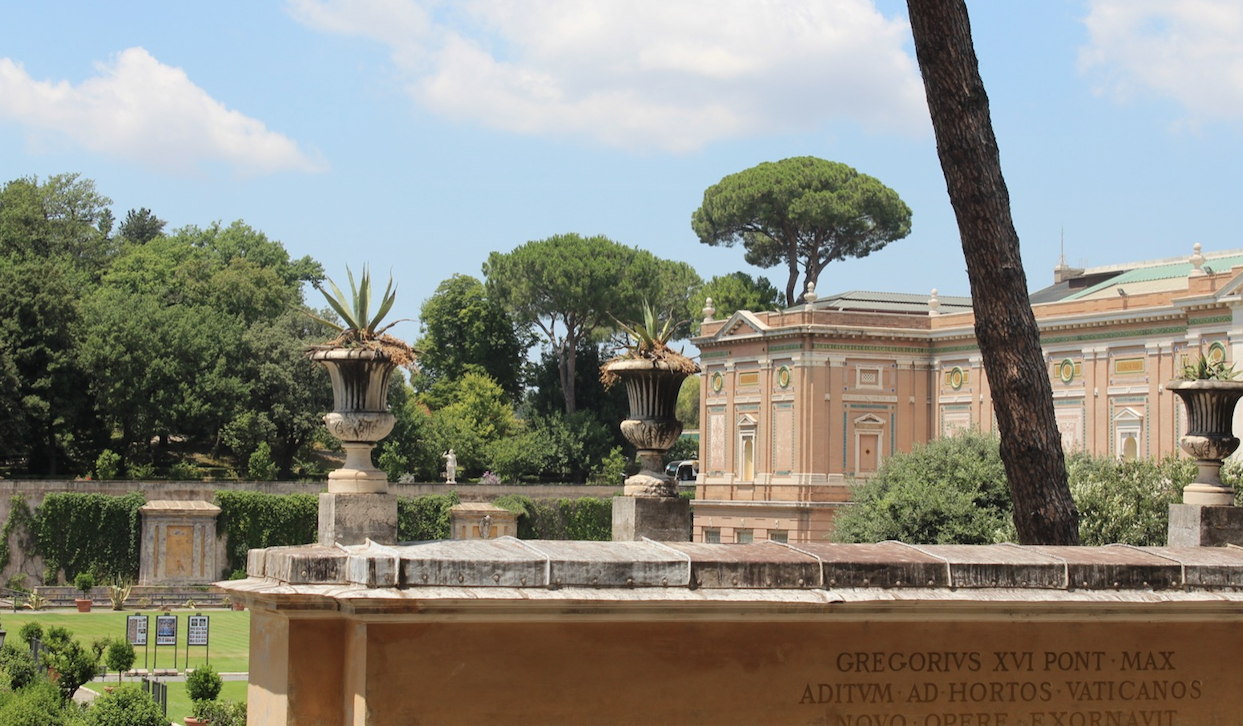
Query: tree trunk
[
  {"left": 558, "top": 338, "right": 578, "bottom": 415},
  {"left": 906, "top": 0, "right": 1080, "bottom": 545}
]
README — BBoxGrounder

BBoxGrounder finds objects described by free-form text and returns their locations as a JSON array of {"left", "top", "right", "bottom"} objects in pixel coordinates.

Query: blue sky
[{"left": 2, "top": 1, "right": 1241, "bottom": 334}]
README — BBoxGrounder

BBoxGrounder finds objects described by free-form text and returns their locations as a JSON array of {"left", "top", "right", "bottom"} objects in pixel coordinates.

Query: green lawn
[{"left": 2, "top": 608, "right": 250, "bottom": 674}]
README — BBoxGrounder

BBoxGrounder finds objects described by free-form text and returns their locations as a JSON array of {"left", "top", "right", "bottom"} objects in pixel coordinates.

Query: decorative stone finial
[
  {"left": 1190, "top": 243, "right": 1206, "bottom": 276},
  {"left": 928, "top": 288, "right": 941, "bottom": 316},
  {"left": 803, "top": 282, "right": 818, "bottom": 307},
  {"left": 702, "top": 297, "right": 716, "bottom": 322}
]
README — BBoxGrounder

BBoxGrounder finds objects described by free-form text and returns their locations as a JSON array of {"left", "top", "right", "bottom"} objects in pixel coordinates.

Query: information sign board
[
  {"left": 155, "top": 615, "right": 178, "bottom": 646},
  {"left": 188, "top": 615, "right": 209, "bottom": 647},
  {"left": 126, "top": 615, "right": 148, "bottom": 646}
]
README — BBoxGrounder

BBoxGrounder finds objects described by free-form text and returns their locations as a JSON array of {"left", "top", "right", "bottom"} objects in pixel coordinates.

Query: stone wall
[{"left": 0, "top": 480, "right": 619, "bottom": 584}]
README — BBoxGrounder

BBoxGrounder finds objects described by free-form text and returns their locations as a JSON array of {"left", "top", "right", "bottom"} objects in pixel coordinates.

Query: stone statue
[{"left": 443, "top": 449, "right": 457, "bottom": 484}]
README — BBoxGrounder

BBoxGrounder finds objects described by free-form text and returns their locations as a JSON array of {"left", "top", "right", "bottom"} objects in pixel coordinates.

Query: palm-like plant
[
  {"left": 1180, "top": 354, "right": 1240, "bottom": 381},
  {"left": 307, "top": 266, "right": 399, "bottom": 341},
  {"left": 601, "top": 300, "right": 698, "bottom": 387},
  {"left": 305, "top": 265, "right": 416, "bottom": 367}
]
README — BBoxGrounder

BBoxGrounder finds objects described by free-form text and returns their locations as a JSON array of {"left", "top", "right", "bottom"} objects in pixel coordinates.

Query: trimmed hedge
[
  {"left": 492, "top": 495, "right": 611, "bottom": 541},
  {"left": 214, "top": 491, "right": 319, "bottom": 573}
]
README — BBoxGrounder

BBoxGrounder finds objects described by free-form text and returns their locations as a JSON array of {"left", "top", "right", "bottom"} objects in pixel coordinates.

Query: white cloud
[
  {"left": 0, "top": 47, "right": 327, "bottom": 176},
  {"left": 1081, "top": 0, "right": 1243, "bottom": 127},
  {"left": 287, "top": 0, "right": 927, "bottom": 152}
]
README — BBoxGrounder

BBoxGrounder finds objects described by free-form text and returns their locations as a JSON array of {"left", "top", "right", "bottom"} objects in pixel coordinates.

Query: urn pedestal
[
  {"left": 310, "top": 347, "right": 399, "bottom": 545},
  {"left": 1166, "top": 379, "right": 1243, "bottom": 547},
  {"left": 605, "top": 359, "right": 695, "bottom": 541}
]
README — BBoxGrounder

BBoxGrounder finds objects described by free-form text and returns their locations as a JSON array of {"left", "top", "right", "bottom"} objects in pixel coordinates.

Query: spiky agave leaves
[
  {"left": 305, "top": 265, "right": 416, "bottom": 368},
  {"left": 601, "top": 299, "right": 697, "bottom": 387}
]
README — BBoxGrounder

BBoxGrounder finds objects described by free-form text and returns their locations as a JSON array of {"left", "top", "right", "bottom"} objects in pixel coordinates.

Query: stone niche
[
  {"left": 226, "top": 540, "right": 1243, "bottom": 725},
  {"left": 449, "top": 503, "right": 517, "bottom": 540},
  {"left": 139, "top": 500, "right": 220, "bottom": 585}
]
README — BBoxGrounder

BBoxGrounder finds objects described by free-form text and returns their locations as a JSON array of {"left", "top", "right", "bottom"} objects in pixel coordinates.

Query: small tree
[
  {"left": 42, "top": 625, "right": 100, "bottom": 701},
  {"left": 74, "top": 572, "right": 95, "bottom": 599},
  {"left": 186, "top": 662, "right": 223, "bottom": 703},
  {"left": 104, "top": 640, "right": 136, "bottom": 682}
]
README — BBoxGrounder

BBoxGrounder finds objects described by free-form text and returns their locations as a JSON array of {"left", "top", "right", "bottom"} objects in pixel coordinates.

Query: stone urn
[
  {"left": 605, "top": 359, "right": 692, "bottom": 498},
  {"left": 309, "top": 347, "right": 397, "bottom": 493},
  {"left": 1167, "top": 379, "right": 1243, "bottom": 506}
]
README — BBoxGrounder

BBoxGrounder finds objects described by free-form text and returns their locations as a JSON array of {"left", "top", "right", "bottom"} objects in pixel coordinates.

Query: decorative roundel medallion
[
  {"left": 711, "top": 371, "right": 724, "bottom": 393},
  {"left": 948, "top": 366, "right": 965, "bottom": 391},
  {"left": 1208, "top": 341, "right": 1227, "bottom": 363},
  {"left": 776, "top": 366, "right": 791, "bottom": 389},
  {"left": 1058, "top": 358, "right": 1075, "bottom": 383}
]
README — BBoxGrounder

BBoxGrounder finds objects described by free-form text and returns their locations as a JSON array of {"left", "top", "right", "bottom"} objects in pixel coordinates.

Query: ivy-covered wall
[{"left": 0, "top": 488, "right": 617, "bottom": 585}]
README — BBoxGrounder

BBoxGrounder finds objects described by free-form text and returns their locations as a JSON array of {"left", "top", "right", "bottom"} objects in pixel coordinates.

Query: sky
[{"left": 2, "top": 1, "right": 1242, "bottom": 338}]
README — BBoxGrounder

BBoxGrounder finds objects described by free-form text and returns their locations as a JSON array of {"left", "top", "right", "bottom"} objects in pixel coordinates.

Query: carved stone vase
[
  {"left": 309, "top": 347, "right": 397, "bottom": 493},
  {"left": 1166, "top": 379, "right": 1243, "bottom": 506},
  {"left": 605, "top": 359, "right": 691, "bottom": 498}
]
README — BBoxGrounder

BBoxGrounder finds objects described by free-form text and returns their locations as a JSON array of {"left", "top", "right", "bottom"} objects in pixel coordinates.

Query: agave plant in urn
[
  {"left": 1166, "top": 355, "right": 1243, "bottom": 506},
  {"left": 306, "top": 266, "right": 416, "bottom": 545},
  {"left": 602, "top": 301, "right": 700, "bottom": 504}
]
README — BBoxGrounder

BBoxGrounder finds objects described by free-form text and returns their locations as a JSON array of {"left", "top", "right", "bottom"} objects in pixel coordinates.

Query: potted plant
[
  {"left": 73, "top": 572, "right": 95, "bottom": 613},
  {"left": 602, "top": 301, "right": 699, "bottom": 497},
  {"left": 305, "top": 266, "right": 416, "bottom": 491},
  {"left": 1166, "top": 354, "right": 1243, "bottom": 505},
  {"left": 186, "top": 664, "right": 224, "bottom": 725}
]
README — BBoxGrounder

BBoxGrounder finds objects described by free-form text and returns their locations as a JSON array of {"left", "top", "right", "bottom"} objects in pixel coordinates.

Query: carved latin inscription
[{"left": 799, "top": 648, "right": 1203, "bottom": 725}]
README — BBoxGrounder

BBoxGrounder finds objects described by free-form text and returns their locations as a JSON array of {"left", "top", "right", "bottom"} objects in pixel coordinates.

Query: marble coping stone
[{"left": 242, "top": 538, "right": 1243, "bottom": 593}]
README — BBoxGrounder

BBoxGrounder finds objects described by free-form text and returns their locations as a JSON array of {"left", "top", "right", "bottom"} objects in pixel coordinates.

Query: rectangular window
[
  {"left": 768, "top": 530, "right": 788, "bottom": 543},
  {"left": 703, "top": 528, "right": 720, "bottom": 544},
  {"left": 856, "top": 367, "right": 882, "bottom": 389},
  {"left": 735, "top": 529, "right": 754, "bottom": 544}
]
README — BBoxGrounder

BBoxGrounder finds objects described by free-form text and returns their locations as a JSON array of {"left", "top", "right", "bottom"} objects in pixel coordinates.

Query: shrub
[
  {"left": 18, "top": 622, "right": 42, "bottom": 646},
  {"left": 247, "top": 442, "right": 278, "bottom": 481},
  {"left": 193, "top": 699, "right": 247, "bottom": 726},
  {"left": 168, "top": 460, "right": 199, "bottom": 480},
  {"left": 833, "top": 430, "right": 1013, "bottom": 544},
  {"left": 1068, "top": 453, "right": 1191, "bottom": 546},
  {"left": 42, "top": 625, "right": 100, "bottom": 701},
  {"left": 0, "top": 642, "right": 37, "bottom": 690},
  {"left": 0, "top": 680, "right": 72, "bottom": 726},
  {"left": 95, "top": 450, "right": 120, "bottom": 480},
  {"left": 85, "top": 685, "right": 167, "bottom": 726},
  {"left": 185, "top": 663, "right": 223, "bottom": 702},
  {"left": 492, "top": 495, "right": 611, "bottom": 540}
]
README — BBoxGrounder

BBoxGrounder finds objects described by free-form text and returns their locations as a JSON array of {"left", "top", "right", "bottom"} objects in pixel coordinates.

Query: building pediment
[{"left": 711, "top": 311, "right": 769, "bottom": 341}]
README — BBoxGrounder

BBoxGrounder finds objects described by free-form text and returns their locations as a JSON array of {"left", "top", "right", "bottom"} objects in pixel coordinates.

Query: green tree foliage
[
  {"left": 832, "top": 431, "right": 1013, "bottom": 545},
  {"left": 116, "top": 208, "right": 165, "bottom": 245},
  {"left": 43, "top": 625, "right": 100, "bottom": 701},
  {"left": 104, "top": 640, "right": 135, "bottom": 682},
  {"left": 85, "top": 685, "right": 167, "bottom": 726},
  {"left": 691, "top": 272, "right": 784, "bottom": 333},
  {"left": 34, "top": 492, "right": 145, "bottom": 582},
  {"left": 0, "top": 173, "right": 117, "bottom": 271},
  {"left": 485, "top": 233, "right": 701, "bottom": 414},
  {"left": 692, "top": 157, "right": 912, "bottom": 305},
  {"left": 377, "top": 378, "right": 437, "bottom": 482},
  {"left": 398, "top": 492, "right": 460, "bottom": 541},
  {"left": 0, "top": 256, "right": 100, "bottom": 475},
  {"left": 676, "top": 376, "right": 700, "bottom": 430},
  {"left": 417, "top": 274, "right": 525, "bottom": 402}
]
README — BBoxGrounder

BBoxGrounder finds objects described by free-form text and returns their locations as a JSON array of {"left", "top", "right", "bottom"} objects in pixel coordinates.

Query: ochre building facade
[{"left": 693, "top": 246, "right": 1243, "bottom": 544}]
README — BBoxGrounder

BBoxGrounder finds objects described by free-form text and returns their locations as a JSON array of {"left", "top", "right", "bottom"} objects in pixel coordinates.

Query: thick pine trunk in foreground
[{"left": 907, "top": 0, "right": 1080, "bottom": 544}]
